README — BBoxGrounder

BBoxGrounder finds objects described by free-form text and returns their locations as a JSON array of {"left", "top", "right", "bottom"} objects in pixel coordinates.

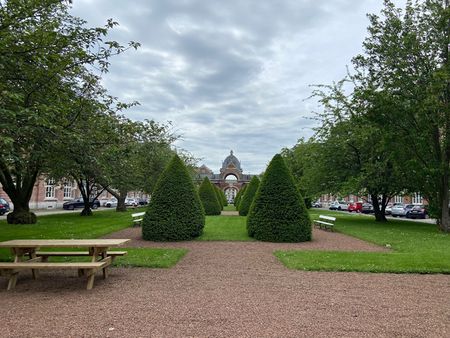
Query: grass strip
[{"left": 198, "top": 215, "right": 253, "bottom": 241}]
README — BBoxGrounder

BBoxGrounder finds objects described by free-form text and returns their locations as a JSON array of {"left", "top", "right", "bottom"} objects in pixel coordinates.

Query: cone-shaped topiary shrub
[
  {"left": 142, "top": 154, "right": 205, "bottom": 241},
  {"left": 235, "top": 184, "right": 247, "bottom": 210},
  {"left": 199, "top": 177, "right": 222, "bottom": 215},
  {"left": 213, "top": 185, "right": 224, "bottom": 209},
  {"left": 239, "top": 176, "right": 260, "bottom": 216},
  {"left": 247, "top": 154, "right": 311, "bottom": 242},
  {"left": 220, "top": 188, "right": 228, "bottom": 206}
]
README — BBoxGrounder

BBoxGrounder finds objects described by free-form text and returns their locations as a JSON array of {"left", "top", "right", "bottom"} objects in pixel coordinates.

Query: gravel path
[{"left": 1, "top": 228, "right": 449, "bottom": 337}]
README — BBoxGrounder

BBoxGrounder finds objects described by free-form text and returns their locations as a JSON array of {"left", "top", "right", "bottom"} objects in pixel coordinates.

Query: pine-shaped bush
[
  {"left": 220, "top": 188, "right": 228, "bottom": 206},
  {"left": 238, "top": 176, "right": 260, "bottom": 216},
  {"left": 142, "top": 155, "right": 205, "bottom": 241},
  {"left": 235, "top": 184, "right": 247, "bottom": 210},
  {"left": 247, "top": 154, "right": 311, "bottom": 242},
  {"left": 199, "top": 177, "right": 222, "bottom": 215},
  {"left": 213, "top": 185, "right": 224, "bottom": 209}
]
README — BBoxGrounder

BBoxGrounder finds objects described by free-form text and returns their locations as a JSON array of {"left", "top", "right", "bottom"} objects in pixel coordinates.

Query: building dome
[{"left": 221, "top": 150, "right": 242, "bottom": 173}]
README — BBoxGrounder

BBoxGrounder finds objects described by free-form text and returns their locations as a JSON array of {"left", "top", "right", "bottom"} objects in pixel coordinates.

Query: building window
[
  {"left": 63, "top": 180, "right": 73, "bottom": 198},
  {"left": 45, "top": 178, "right": 55, "bottom": 198},
  {"left": 412, "top": 193, "right": 422, "bottom": 204},
  {"left": 394, "top": 195, "right": 403, "bottom": 204}
]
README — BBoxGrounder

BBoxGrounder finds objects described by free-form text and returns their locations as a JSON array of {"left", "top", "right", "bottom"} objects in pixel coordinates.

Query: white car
[
  {"left": 125, "top": 198, "right": 139, "bottom": 207},
  {"left": 329, "top": 201, "right": 349, "bottom": 211},
  {"left": 104, "top": 198, "right": 118, "bottom": 208},
  {"left": 391, "top": 204, "right": 406, "bottom": 217}
]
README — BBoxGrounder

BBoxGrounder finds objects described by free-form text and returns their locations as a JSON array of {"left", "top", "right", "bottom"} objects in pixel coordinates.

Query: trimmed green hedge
[
  {"left": 235, "top": 184, "right": 247, "bottom": 210},
  {"left": 239, "top": 176, "right": 260, "bottom": 216},
  {"left": 199, "top": 177, "right": 222, "bottom": 215},
  {"left": 142, "top": 155, "right": 205, "bottom": 241},
  {"left": 247, "top": 154, "right": 311, "bottom": 242},
  {"left": 213, "top": 185, "right": 224, "bottom": 209}
]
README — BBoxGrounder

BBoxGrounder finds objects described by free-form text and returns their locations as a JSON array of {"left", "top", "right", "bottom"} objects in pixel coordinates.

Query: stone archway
[{"left": 195, "top": 150, "right": 255, "bottom": 203}]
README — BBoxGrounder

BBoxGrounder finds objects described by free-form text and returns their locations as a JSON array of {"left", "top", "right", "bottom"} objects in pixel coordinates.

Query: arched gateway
[{"left": 195, "top": 151, "right": 254, "bottom": 203}]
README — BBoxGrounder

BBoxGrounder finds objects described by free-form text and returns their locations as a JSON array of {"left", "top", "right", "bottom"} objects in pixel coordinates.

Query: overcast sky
[{"left": 71, "top": 0, "right": 403, "bottom": 174}]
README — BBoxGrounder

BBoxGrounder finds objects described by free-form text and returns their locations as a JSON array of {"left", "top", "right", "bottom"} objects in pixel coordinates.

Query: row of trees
[
  {"left": 0, "top": 0, "right": 181, "bottom": 223},
  {"left": 284, "top": 0, "right": 450, "bottom": 232}
]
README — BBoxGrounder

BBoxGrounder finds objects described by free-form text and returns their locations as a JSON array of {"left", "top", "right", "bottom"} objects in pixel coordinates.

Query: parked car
[
  {"left": 406, "top": 205, "right": 428, "bottom": 219},
  {"left": 384, "top": 203, "right": 393, "bottom": 215},
  {"left": 0, "top": 198, "right": 10, "bottom": 215},
  {"left": 125, "top": 198, "right": 139, "bottom": 207},
  {"left": 137, "top": 198, "right": 148, "bottom": 206},
  {"left": 361, "top": 203, "right": 374, "bottom": 214},
  {"left": 312, "top": 201, "right": 322, "bottom": 208},
  {"left": 391, "top": 204, "right": 415, "bottom": 217},
  {"left": 390, "top": 204, "right": 405, "bottom": 217},
  {"left": 329, "top": 201, "right": 348, "bottom": 211},
  {"left": 63, "top": 198, "right": 100, "bottom": 210},
  {"left": 348, "top": 202, "right": 363, "bottom": 213},
  {"left": 104, "top": 198, "right": 118, "bottom": 208}
]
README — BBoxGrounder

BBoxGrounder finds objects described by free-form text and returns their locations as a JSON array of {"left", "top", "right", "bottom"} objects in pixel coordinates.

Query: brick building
[{"left": 0, "top": 176, "right": 148, "bottom": 210}]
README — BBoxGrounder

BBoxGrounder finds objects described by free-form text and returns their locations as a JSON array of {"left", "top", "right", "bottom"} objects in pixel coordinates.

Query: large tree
[
  {"left": 101, "top": 119, "right": 176, "bottom": 212},
  {"left": 0, "top": 0, "right": 139, "bottom": 223},
  {"left": 351, "top": 0, "right": 450, "bottom": 231}
]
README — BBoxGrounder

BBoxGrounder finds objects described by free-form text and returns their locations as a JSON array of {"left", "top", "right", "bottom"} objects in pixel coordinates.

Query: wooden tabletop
[{"left": 0, "top": 239, "right": 130, "bottom": 248}]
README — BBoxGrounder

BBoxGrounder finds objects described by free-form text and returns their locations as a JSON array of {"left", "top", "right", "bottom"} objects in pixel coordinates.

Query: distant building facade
[
  {"left": 195, "top": 150, "right": 255, "bottom": 202},
  {"left": 0, "top": 176, "right": 148, "bottom": 210}
]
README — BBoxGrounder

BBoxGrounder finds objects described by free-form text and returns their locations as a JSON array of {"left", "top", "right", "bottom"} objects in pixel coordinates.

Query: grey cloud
[{"left": 71, "top": 0, "right": 402, "bottom": 173}]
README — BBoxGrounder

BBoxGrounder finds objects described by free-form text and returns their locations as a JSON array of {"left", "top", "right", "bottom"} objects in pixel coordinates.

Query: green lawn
[
  {"left": 198, "top": 215, "right": 253, "bottom": 241},
  {"left": 0, "top": 210, "right": 187, "bottom": 267},
  {"left": 276, "top": 209, "right": 450, "bottom": 273},
  {"left": 223, "top": 205, "right": 237, "bottom": 211}
]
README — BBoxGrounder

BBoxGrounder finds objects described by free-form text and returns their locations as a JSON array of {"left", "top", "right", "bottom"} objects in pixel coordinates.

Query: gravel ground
[{"left": 1, "top": 228, "right": 449, "bottom": 337}]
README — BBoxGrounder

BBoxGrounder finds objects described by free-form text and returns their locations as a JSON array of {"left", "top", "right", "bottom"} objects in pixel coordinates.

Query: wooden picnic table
[{"left": 0, "top": 239, "right": 129, "bottom": 290}]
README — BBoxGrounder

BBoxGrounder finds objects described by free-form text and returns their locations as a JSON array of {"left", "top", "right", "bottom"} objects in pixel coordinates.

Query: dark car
[
  {"left": 0, "top": 198, "right": 10, "bottom": 215},
  {"left": 63, "top": 198, "right": 100, "bottom": 210},
  {"left": 138, "top": 198, "right": 148, "bottom": 206},
  {"left": 361, "top": 203, "right": 374, "bottom": 214},
  {"left": 406, "top": 205, "right": 427, "bottom": 219}
]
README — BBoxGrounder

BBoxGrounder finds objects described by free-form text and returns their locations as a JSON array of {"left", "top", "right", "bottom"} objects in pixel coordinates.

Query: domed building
[{"left": 195, "top": 151, "right": 254, "bottom": 202}]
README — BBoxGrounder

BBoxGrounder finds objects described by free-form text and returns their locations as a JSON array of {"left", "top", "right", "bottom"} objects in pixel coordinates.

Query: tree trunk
[
  {"left": 116, "top": 194, "right": 127, "bottom": 212},
  {"left": 0, "top": 160, "right": 38, "bottom": 224},
  {"left": 6, "top": 198, "right": 37, "bottom": 224},
  {"left": 439, "top": 170, "right": 449, "bottom": 232},
  {"left": 75, "top": 178, "right": 93, "bottom": 217},
  {"left": 104, "top": 187, "right": 128, "bottom": 212},
  {"left": 80, "top": 205, "right": 93, "bottom": 216},
  {"left": 371, "top": 194, "right": 387, "bottom": 222}
]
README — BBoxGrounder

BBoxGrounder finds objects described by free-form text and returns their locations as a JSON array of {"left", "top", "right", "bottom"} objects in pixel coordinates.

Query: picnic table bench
[
  {"left": 0, "top": 239, "right": 129, "bottom": 290},
  {"left": 313, "top": 215, "right": 336, "bottom": 231},
  {"left": 131, "top": 212, "right": 145, "bottom": 227}
]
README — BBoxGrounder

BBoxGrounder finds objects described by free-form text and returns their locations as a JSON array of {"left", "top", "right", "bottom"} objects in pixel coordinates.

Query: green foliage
[
  {"left": 238, "top": 176, "right": 260, "bottom": 216},
  {"left": 0, "top": 0, "right": 139, "bottom": 223},
  {"left": 142, "top": 155, "right": 205, "bottom": 241},
  {"left": 247, "top": 154, "right": 311, "bottom": 242},
  {"left": 213, "top": 185, "right": 224, "bottom": 209},
  {"left": 220, "top": 188, "right": 228, "bottom": 206},
  {"left": 199, "top": 177, "right": 222, "bottom": 215},
  {"left": 235, "top": 184, "right": 247, "bottom": 210}
]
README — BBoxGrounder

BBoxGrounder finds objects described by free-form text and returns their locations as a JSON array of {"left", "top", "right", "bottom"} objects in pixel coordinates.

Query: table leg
[
  {"left": 86, "top": 269, "right": 95, "bottom": 290},
  {"left": 7, "top": 272, "right": 18, "bottom": 290},
  {"left": 29, "top": 251, "right": 39, "bottom": 280}
]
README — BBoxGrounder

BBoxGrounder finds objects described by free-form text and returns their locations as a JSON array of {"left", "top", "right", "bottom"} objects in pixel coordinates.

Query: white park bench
[
  {"left": 131, "top": 212, "right": 145, "bottom": 227},
  {"left": 313, "top": 215, "right": 336, "bottom": 231}
]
